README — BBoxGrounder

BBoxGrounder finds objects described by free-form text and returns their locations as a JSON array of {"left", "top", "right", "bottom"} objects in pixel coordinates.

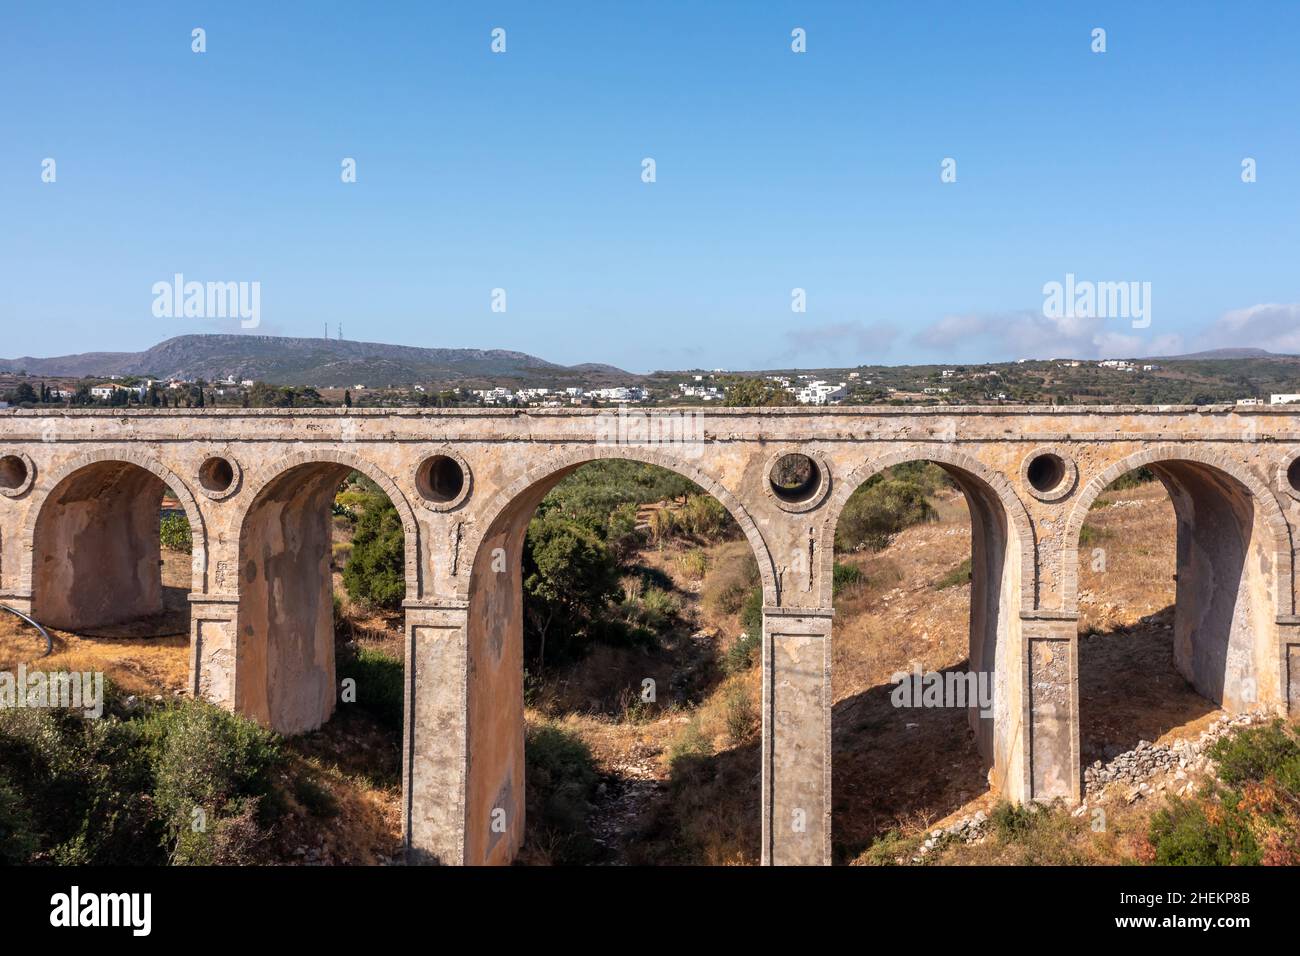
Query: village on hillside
[{"left": 4, "top": 356, "right": 1300, "bottom": 410}]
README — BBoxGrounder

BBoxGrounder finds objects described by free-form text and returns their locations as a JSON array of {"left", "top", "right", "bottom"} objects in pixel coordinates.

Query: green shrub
[
  {"left": 717, "top": 586, "right": 765, "bottom": 674},
  {"left": 936, "top": 557, "right": 972, "bottom": 590},
  {"left": 338, "top": 645, "right": 405, "bottom": 730},
  {"left": 169, "top": 797, "right": 265, "bottom": 866},
  {"left": 293, "top": 775, "right": 340, "bottom": 818},
  {"left": 539, "top": 460, "right": 698, "bottom": 531},
  {"left": 702, "top": 546, "right": 760, "bottom": 618},
  {"left": 676, "top": 548, "right": 710, "bottom": 581},
  {"left": 860, "top": 828, "right": 922, "bottom": 866},
  {"left": 524, "top": 722, "right": 601, "bottom": 864},
  {"left": 722, "top": 597, "right": 764, "bottom": 675},
  {"left": 0, "top": 780, "right": 40, "bottom": 864},
  {"left": 638, "top": 587, "right": 679, "bottom": 628},
  {"left": 679, "top": 494, "right": 731, "bottom": 540},
  {"left": 1107, "top": 467, "right": 1157, "bottom": 490},
  {"left": 835, "top": 478, "right": 937, "bottom": 551},
  {"left": 1208, "top": 720, "right": 1300, "bottom": 786},
  {"left": 1149, "top": 798, "right": 1261, "bottom": 866},
  {"left": 740, "top": 586, "right": 763, "bottom": 640},
  {"left": 523, "top": 511, "right": 621, "bottom": 668},
  {"left": 0, "top": 707, "right": 159, "bottom": 865},
  {"left": 648, "top": 508, "right": 677, "bottom": 544},
  {"left": 605, "top": 502, "right": 643, "bottom": 558},
  {"left": 159, "top": 513, "right": 193, "bottom": 554},
  {"left": 724, "top": 684, "right": 758, "bottom": 742},
  {"left": 989, "top": 800, "right": 1049, "bottom": 842},
  {"left": 142, "top": 701, "right": 282, "bottom": 863},
  {"left": 667, "top": 719, "right": 712, "bottom": 771},
  {"left": 342, "top": 494, "right": 406, "bottom": 610},
  {"left": 0, "top": 698, "right": 282, "bottom": 866},
  {"left": 832, "top": 561, "right": 864, "bottom": 597}
]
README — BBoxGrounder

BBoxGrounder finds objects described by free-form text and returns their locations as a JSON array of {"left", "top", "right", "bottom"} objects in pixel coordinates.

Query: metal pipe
[{"left": 0, "top": 604, "right": 53, "bottom": 658}]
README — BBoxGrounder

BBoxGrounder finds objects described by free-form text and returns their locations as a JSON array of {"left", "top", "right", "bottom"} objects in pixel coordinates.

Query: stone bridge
[{"left": 1, "top": 405, "right": 1298, "bottom": 865}]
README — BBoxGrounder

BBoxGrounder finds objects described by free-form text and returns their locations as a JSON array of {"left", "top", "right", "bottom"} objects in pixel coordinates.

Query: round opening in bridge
[
  {"left": 0, "top": 455, "right": 28, "bottom": 491},
  {"left": 1027, "top": 453, "right": 1067, "bottom": 494},
  {"left": 417, "top": 454, "right": 466, "bottom": 504},
  {"left": 198, "top": 456, "right": 235, "bottom": 494},
  {"left": 769, "top": 453, "right": 821, "bottom": 504},
  {"left": 1288, "top": 458, "right": 1300, "bottom": 495}
]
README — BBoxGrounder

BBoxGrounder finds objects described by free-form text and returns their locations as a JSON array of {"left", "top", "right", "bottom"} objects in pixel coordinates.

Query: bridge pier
[
  {"left": 188, "top": 594, "right": 239, "bottom": 709},
  {"left": 402, "top": 600, "right": 473, "bottom": 865},
  {"left": 762, "top": 607, "right": 833, "bottom": 865},
  {"left": 1021, "top": 613, "right": 1080, "bottom": 803},
  {"left": 1284, "top": 619, "right": 1300, "bottom": 718}
]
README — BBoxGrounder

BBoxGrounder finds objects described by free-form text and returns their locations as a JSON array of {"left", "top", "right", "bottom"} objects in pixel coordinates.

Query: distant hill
[
  {"left": 0, "top": 335, "right": 636, "bottom": 388},
  {"left": 1155, "top": 348, "right": 1290, "bottom": 360}
]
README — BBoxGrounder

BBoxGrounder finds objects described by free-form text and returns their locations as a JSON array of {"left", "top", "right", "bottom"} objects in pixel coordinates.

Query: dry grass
[
  {"left": 1077, "top": 481, "right": 1177, "bottom": 633},
  {"left": 274, "top": 707, "right": 403, "bottom": 865},
  {"left": 837, "top": 476, "right": 1228, "bottom": 865},
  {"left": 0, "top": 549, "right": 194, "bottom": 695},
  {"left": 1074, "top": 481, "right": 1218, "bottom": 762}
]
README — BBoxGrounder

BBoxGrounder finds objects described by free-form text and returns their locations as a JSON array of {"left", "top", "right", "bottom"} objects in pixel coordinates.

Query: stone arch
[
  {"left": 233, "top": 449, "right": 419, "bottom": 734},
  {"left": 1063, "top": 443, "right": 1292, "bottom": 712},
  {"left": 237, "top": 448, "right": 421, "bottom": 601},
  {"left": 817, "top": 446, "right": 1037, "bottom": 609},
  {"left": 456, "top": 443, "right": 778, "bottom": 605},
  {"left": 454, "top": 443, "right": 777, "bottom": 865},
  {"left": 22, "top": 449, "right": 207, "bottom": 629},
  {"left": 1062, "top": 444, "right": 1292, "bottom": 616},
  {"left": 821, "top": 446, "right": 1036, "bottom": 803}
]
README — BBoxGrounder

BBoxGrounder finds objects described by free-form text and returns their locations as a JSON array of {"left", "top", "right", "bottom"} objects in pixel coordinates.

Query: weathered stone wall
[
  {"left": 236, "top": 461, "right": 351, "bottom": 735},
  {"left": 31, "top": 459, "right": 166, "bottom": 630},
  {"left": 1, "top": 404, "right": 1297, "bottom": 865}
]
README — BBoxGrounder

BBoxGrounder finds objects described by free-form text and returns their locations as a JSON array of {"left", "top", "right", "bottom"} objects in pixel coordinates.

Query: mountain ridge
[{"left": 0, "top": 335, "right": 636, "bottom": 387}]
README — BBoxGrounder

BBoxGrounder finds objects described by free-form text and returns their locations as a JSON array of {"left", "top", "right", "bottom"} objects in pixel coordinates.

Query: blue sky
[{"left": 2, "top": 1, "right": 1299, "bottom": 372}]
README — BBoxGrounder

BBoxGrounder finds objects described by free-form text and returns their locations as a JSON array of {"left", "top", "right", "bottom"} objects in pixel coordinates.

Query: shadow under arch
[
  {"left": 234, "top": 450, "right": 417, "bottom": 735},
  {"left": 24, "top": 450, "right": 207, "bottom": 631},
  {"left": 456, "top": 444, "right": 778, "bottom": 866},
  {"left": 821, "top": 447, "right": 1034, "bottom": 825},
  {"left": 1064, "top": 445, "right": 1291, "bottom": 712}
]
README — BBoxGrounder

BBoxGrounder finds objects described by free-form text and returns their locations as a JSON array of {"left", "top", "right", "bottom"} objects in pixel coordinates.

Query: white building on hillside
[{"left": 793, "top": 380, "right": 847, "bottom": 405}]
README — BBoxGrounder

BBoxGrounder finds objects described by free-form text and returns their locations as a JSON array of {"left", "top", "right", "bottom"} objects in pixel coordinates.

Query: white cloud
[
  {"left": 781, "top": 320, "right": 899, "bottom": 357},
  {"left": 1196, "top": 303, "right": 1300, "bottom": 354},
  {"left": 912, "top": 310, "right": 1182, "bottom": 361}
]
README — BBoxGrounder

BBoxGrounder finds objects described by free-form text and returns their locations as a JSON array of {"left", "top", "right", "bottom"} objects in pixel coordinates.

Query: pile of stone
[
  {"left": 913, "top": 809, "right": 988, "bottom": 861},
  {"left": 1083, "top": 710, "right": 1272, "bottom": 799}
]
